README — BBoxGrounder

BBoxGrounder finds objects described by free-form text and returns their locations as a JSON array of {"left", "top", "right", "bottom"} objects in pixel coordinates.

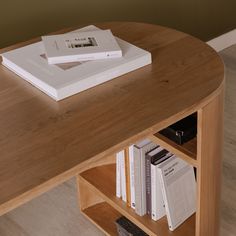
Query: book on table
[
  {"left": 1, "top": 25, "right": 152, "bottom": 101},
  {"left": 42, "top": 29, "right": 122, "bottom": 64}
]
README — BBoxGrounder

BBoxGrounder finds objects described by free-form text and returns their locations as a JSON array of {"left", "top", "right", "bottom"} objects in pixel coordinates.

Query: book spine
[
  {"left": 151, "top": 163, "right": 157, "bottom": 221},
  {"left": 157, "top": 167, "right": 173, "bottom": 230},
  {"left": 155, "top": 167, "right": 166, "bottom": 221},
  {"left": 48, "top": 50, "right": 122, "bottom": 64},
  {"left": 116, "top": 152, "right": 121, "bottom": 198},
  {"left": 140, "top": 143, "right": 158, "bottom": 215},
  {"left": 145, "top": 154, "right": 152, "bottom": 216},
  {"left": 125, "top": 148, "right": 131, "bottom": 207},
  {"left": 129, "top": 145, "right": 135, "bottom": 209},
  {"left": 133, "top": 146, "right": 142, "bottom": 215},
  {"left": 120, "top": 150, "right": 127, "bottom": 202}
]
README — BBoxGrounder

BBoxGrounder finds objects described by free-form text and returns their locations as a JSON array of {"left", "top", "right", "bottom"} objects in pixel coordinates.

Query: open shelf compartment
[
  {"left": 149, "top": 132, "right": 198, "bottom": 167},
  {"left": 78, "top": 164, "right": 195, "bottom": 236},
  {"left": 82, "top": 202, "right": 121, "bottom": 236}
]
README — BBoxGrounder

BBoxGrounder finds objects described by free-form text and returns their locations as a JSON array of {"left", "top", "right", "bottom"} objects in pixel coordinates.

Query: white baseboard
[{"left": 207, "top": 29, "right": 236, "bottom": 52}]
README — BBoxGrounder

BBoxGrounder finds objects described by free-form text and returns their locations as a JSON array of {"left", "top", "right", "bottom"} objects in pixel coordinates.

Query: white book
[
  {"left": 128, "top": 145, "right": 135, "bottom": 209},
  {"left": 133, "top": 139, "right": 158, "bottom": 216},
  {"left": 42, "top": 29, "right": 122, "bottom": 64},
  {"left": 157, "top": 155, "right": 196, "bottom": 231},
  {"left": 116, "top": 151, "right": 122, "bottom": 198},
  {"left": 120, "top": 150, "right": 127, "bottom": 202},
  {"left": 150, "top": 148, "right": 171, "bottom": 221},
  {"left": 1, "top": 25, "right": 152, "bottom": 101}
]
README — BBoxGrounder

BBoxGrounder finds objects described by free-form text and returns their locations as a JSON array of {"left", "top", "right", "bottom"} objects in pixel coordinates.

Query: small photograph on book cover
[{"left": 65, "top": 37, "right": 98, "bottom": 49}]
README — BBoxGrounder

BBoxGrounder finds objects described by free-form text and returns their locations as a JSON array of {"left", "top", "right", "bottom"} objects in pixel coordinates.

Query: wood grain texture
[
  {"left": 80, "top": 164, "right": 196, "bottom": 236},
  {"left": 0, "top": 178, "right": 104, "bottom": 236},
  {"left": 82, "top": 202, "right": 121, "bottom": 236},
  {"left": 196, "top": 89, "right": 224, "bottom": 236},
  {"left": 0, "top": 41, "right": 234, "bottom": 236},
  {"left": 0, "top": 22, "right": 224, "bottom": 216}
]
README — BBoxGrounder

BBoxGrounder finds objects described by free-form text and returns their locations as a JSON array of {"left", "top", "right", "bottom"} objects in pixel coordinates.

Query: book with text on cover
[
  {"left": 157, "top": 155, "right": 196, "bottom": 231},
  {"left": 42, "top": 29, "right": 122, "bottom": 64},
  {"left": 1, "top": 25, "right": 152, "bottom": 101}
]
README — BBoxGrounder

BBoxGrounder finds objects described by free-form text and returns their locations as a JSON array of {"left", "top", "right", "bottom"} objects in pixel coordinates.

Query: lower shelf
[
  {"left": 82, "top": 202, "right": 121, "bottom": 236},
  {"left": 79, "top": 164, "right": 196, "bottom": 236}
]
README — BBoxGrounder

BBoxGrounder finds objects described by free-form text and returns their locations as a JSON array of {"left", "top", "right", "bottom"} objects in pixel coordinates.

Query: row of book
[{"left": 116, "top": 139, "right": 196, "bottom": 231}]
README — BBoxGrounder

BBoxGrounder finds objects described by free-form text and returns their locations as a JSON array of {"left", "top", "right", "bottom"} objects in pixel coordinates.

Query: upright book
[
  {"left": 128, "top": 144, "right": 135, "bottom": 209},
  {"left": 1, "top": 25, "right": 152, "bottom": 101},
  {"left": 133, "top": 139, "right": 158, "bottom": 216},
  {"left": 42, "top": 29, "right": 122, "bottom": 64},
  {"left": 150, "top": 148, "right": 172, "bottom": 221},
  {"left": 157, "top": 155, "right": 196, "bottom": 231}
]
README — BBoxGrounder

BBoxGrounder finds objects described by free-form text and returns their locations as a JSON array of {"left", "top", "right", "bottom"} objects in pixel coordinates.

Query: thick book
[
  {"left": 133, "top": 139, "right": 158, "bottom": 216},
  {"left": 150, "top": 148, "right": 172, "bottom": 221},
  {"left": 157, "top": 155, "right": 196, "bottom": 231},
  {"left": 42, "top": 29, "right": 122, "bottom": 64},
  {"left": 1, "top": 25, "right": 152, "bottom": 101}
]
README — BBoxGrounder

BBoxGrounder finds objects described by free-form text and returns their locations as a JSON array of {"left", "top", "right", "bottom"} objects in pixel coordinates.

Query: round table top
[{"left": 0, "top": 22, "right": 224, "bottom": 214}]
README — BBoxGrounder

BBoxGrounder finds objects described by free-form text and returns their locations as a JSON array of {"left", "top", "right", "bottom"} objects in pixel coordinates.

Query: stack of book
[
  {"left": 116, "top": 139, "right": 196, "bottom": 231},
  {"left": 0, "top": 25, "right": 152, "bottom": 101}
]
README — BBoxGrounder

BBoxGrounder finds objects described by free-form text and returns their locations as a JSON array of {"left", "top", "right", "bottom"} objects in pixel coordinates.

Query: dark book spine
[{"left": 145, "top": 154, "right": 152, "bottom": 216}]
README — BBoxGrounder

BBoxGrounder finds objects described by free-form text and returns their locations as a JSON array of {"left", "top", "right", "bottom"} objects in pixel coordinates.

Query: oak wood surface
[
  {"left": 80, "top": 164, "right": 196, "bottom": 236},
  {"left": 82, "top": 202, "right": 121, "bottom": 236},
  {"left": 196, "top": 90, "right": 224, "bottom": 236},
  {"left": 0, "top": 22, "right": 224, "bottom": 216}
]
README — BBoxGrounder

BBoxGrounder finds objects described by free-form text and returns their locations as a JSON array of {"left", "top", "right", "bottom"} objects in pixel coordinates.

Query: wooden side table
[{"left": 0, "top": 22, "right": 224, "bottom": 236}]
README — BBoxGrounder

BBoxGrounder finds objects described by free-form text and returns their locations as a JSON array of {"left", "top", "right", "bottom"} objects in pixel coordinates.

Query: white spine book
[
  {"left": 42, "top": 29, "right": 122, "bottom": 64},
  {"left": 120, "top": 150, "right": 127, "bottom": 202},
  {"left": 149, "top": 148, "right": 167, "bottom": 221},
  {"left": 133, "top": 146, "right": 142, "bottom": 215},
  {"left": 116, "top": 152, "right": 122, "bottom": 198},
  {"left": 151, "top": 164, "right": 164, "bottom": 221},
  {"left": 133, "top": 139, "right": 158, "bottom": 216},
  {"left": 157, "top": 155, "right": 196, "bottom": 231},
  {"left": 129, "top": 145, "right": 135, "bottom": 209}
]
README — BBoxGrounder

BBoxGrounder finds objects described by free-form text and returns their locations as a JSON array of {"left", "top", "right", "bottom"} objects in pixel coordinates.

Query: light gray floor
[
  {"left": 0, "top": 46, "right": 236, "bottom": 236},
  {"left": 219, "top": 46, "right": 236, "bottom": 236}
]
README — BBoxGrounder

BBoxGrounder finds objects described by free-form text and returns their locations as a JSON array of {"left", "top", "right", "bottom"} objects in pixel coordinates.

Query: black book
[
  {"left": 115, "top": 216, "right": 148, "bottom": 236},
  {"left": 145, "top": 147, "right": 167, "bottom": 216},
  {"left": 159, "top": 113, "right": 197, "bottom": 145}
]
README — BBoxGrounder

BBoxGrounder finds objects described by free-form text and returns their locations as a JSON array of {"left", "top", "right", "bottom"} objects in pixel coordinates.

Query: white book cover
[
  {"left": 128, "top": 144, "right": 135, "bottom": 209},
  {"left": 157, "top": 155, "right": 196, "bottom": 231},
  {"left": 150, "top": 148, "right": 171, "bottom": 221},
  {"left": 42, "top": 29, "right": 122, "bottom": 64},
  {"left": 116, "top": 151, "right": 122, "bottom": 198},
  {"left": 133, "top": 139, "right": 158, "bottom": 216},
  {"left": 1, "top": 25, "right": 152, "bottom": 101},
  {"left": 120, "top": 150, "right": 127, "bottom": 202}
]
